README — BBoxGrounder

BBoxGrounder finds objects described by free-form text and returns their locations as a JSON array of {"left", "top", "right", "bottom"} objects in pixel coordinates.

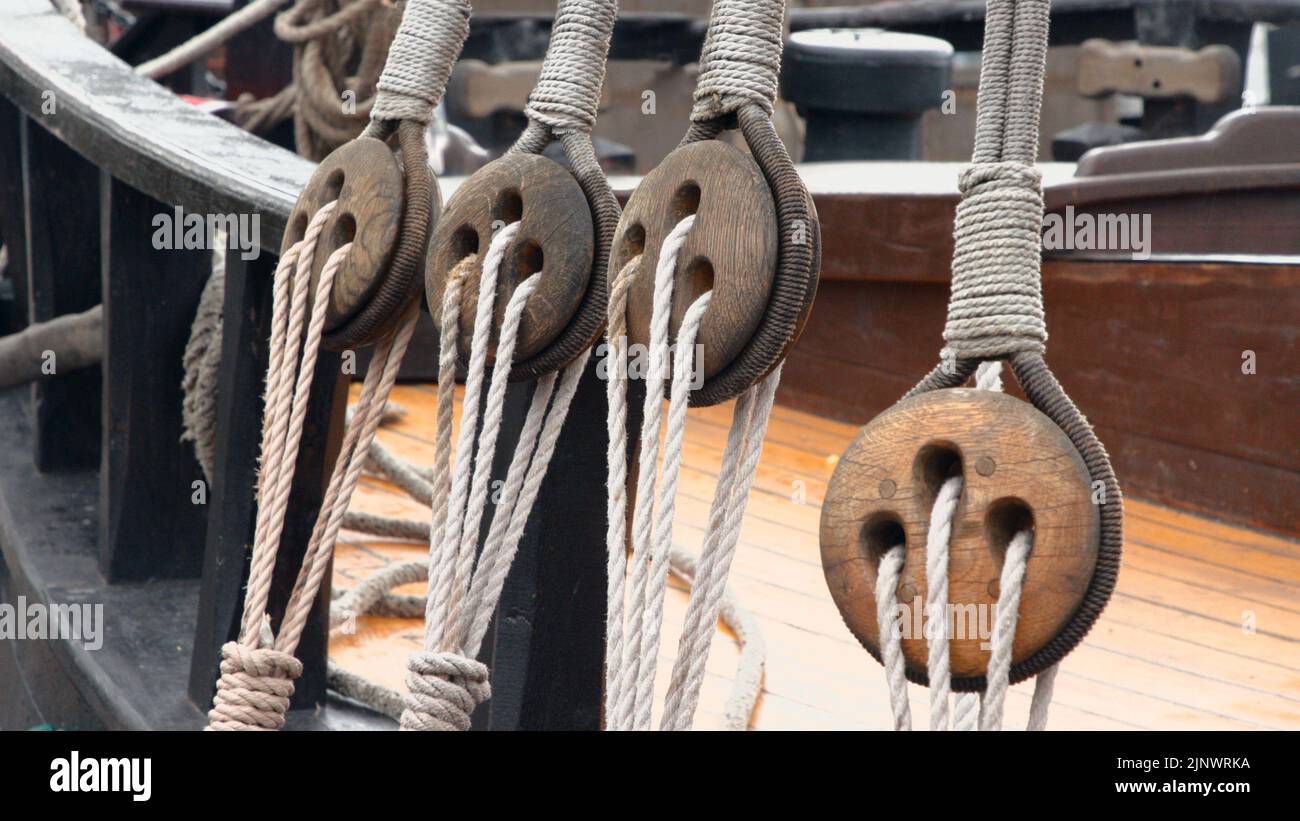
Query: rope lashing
[
  {"left": 603, "top": 216, "right": 781, "bottom": 731},
  {"left": 369, "top": 0, "right": 471, "bottom": 125},
  {"left": 522, "top": 0, "right": 618, "bottom": 137},
  {"left": 943, "top": 162, "right": 1047, "bottom": 360},
  {"left": 208, "top": 198, "right": 419, "bottom": 730},
  {"left": 399, "top": 223, "right": 591, "bottom": 731},
  {"left": 941, "top": 0, "right": 1051, "bottom": 362},
  {"left": 691, "top": 0, "right": 785, "bottom": 122}
]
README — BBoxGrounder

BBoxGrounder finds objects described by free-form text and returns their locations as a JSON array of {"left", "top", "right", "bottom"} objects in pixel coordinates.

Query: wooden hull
[{"left": 779, "top": 258, "right": 1299, "bottom": 536}]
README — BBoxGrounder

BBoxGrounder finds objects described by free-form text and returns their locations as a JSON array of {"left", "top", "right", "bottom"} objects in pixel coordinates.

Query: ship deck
[{"left": 333, "top": 383, "right": 1300, "bottom": 730}]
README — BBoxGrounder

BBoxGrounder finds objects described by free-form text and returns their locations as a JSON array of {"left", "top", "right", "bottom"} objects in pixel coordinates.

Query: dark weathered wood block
[
  {"left": 24, "top": 119, "right": 102, "bottom": 471},
  {"left": 475, "top": 357, "right": 616, "bottom": 730},
  {"left": 99, "top": 175, "right": 211, "bottom": 580}
]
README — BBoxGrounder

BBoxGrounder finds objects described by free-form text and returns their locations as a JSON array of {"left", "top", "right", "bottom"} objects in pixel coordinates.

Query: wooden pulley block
[
  {"left": 282, "top": 136, "right": 435, "bottom": 347},
  {"left": 425, "top": 152, "right": 594, "bottom": 376},
  {"left": 612, "top": 140, "right": 778, "bottom": 399},
  {"left": 819, "top": 388, "right": 1100, "bottom": 688}
]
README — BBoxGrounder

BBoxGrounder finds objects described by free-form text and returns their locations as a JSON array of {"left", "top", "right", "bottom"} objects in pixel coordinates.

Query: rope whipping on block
[
  {"left": 819, "top": 0, "right": 1122, "bottom": 731},
  {"left": 603, "top": 0, "right": 819, "bottom": 731},
  {"left": 208, "top": 0, "right": 470, "bottom": 731}
]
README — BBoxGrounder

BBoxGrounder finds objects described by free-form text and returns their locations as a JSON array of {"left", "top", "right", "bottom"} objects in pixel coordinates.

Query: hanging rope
[
  {"left": 604, "top": 214, "right": 781, "bottom": 732},
  {"left": 941, "top": 0, "right": 1051, "bottom": 363},
  {"left": 207, "top": 198, "right": 420, "bottom": 730},
  {"left": 208, "top": 0, "right": 466, "bottom": 730},
  {"left": 397, "top": 224, "right": 590, "bottom": 731},
  {"left": 601, "top": 0, "right": 801, "bottom": 733}
]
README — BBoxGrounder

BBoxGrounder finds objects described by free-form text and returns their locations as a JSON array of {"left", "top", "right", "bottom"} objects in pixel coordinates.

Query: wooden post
[
  {"left": 187, "top": 249, "right": 273, "bottom": 707},
  {"left": 23, "top": 119, "right": 103, "bottom": 471},
  {"left": 98, "top": 174, "right": 210, "bottom": 580},
  {"left": 474, "top": 357, "right": 619, "bottom": 730},
  {"left": 0, "top": 99, "right": 28, "bottom": 337}
]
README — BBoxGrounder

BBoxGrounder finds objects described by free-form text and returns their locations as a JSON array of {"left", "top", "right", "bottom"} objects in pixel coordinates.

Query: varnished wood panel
[{"left": 777, "top": 260, "right": 1300, "bottom": 535}]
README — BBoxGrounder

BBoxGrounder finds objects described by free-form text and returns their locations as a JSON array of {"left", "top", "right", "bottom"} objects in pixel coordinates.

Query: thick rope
[
  {"left": 369, "top": 0, "right": 471, "bottom": 125},
  {"left": 691, "top": 0, "right": 785, "bottom": 122},
  {"left": 876, "top": 547, "right": 910, "bottom": 731},
  {"left": 605, "top": 214, "right": 778, "bottom": 731},
  {"left": 522, "top": 0, "right": 617, "bottom": 136},
  {"left": 941, "top": 0, "right": 1052, "bottom": 362},
  {"left": 659, "top": 365, "right": 780, "bottom": 731},
  {"left": 923, "top": 475, "right": 963, "bottom": 730},
  {"left": 50, "top": 0, "right": 87, "bottom": 33}
]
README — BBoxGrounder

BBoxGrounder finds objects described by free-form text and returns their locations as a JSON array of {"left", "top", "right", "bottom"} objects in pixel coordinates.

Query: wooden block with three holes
[{"left": 332, "top": 383, "right": 1300, "bottom": 730}]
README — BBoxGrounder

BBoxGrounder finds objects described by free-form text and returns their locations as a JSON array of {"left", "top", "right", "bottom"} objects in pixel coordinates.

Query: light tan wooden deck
[{"left": 332, "top": 383, "right": 1300, "bottom": 730}]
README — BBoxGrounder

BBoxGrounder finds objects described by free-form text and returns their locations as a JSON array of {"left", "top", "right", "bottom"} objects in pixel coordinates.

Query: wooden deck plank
[{"left": 329, "top": 384, "right": 1300, "bottom": 730}]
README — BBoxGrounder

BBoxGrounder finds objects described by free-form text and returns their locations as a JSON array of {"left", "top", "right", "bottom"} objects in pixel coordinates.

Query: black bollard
[{"left": 782, "top": 29, "right": 953, "bottom": 161}]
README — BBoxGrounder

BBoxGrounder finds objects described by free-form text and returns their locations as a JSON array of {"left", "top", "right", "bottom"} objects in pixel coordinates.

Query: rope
[
  {"left": 941, "top": 0, "right": 1052, "bottom": 362},
  {"left": 604, "top": 214, "right": 778, "bottom": 731},
  {"left": 521, "top": 0, "right": 617, "bottom": 136},
  {"left": 239, "top": 0, "right": 401, "bottom": 161},
  {"left": 136, "top": 0, "right": 291, "bottom": 79},
  {"left": 691, "top": 0, "right": 785, "bottom": 122},
  {"left": 368, "top": 0, "right": 471, "bottom": 125},
  {"left": 400, "top": 223, "right": 589, "bottom": 731},
  {"left": 207, "top": 196, "right": 419, "bottom": 730}
]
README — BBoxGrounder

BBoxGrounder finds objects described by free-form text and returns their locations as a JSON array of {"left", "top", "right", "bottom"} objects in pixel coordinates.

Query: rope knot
[
  {"left": 942, "top": 161, "right": 1048, "bottom": 361},
  {"left": 399, "top": 650, "right": 491, "bottom": 731},
  {"left": 206, "top": 641, "right": 303, "bottom": 731}
]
